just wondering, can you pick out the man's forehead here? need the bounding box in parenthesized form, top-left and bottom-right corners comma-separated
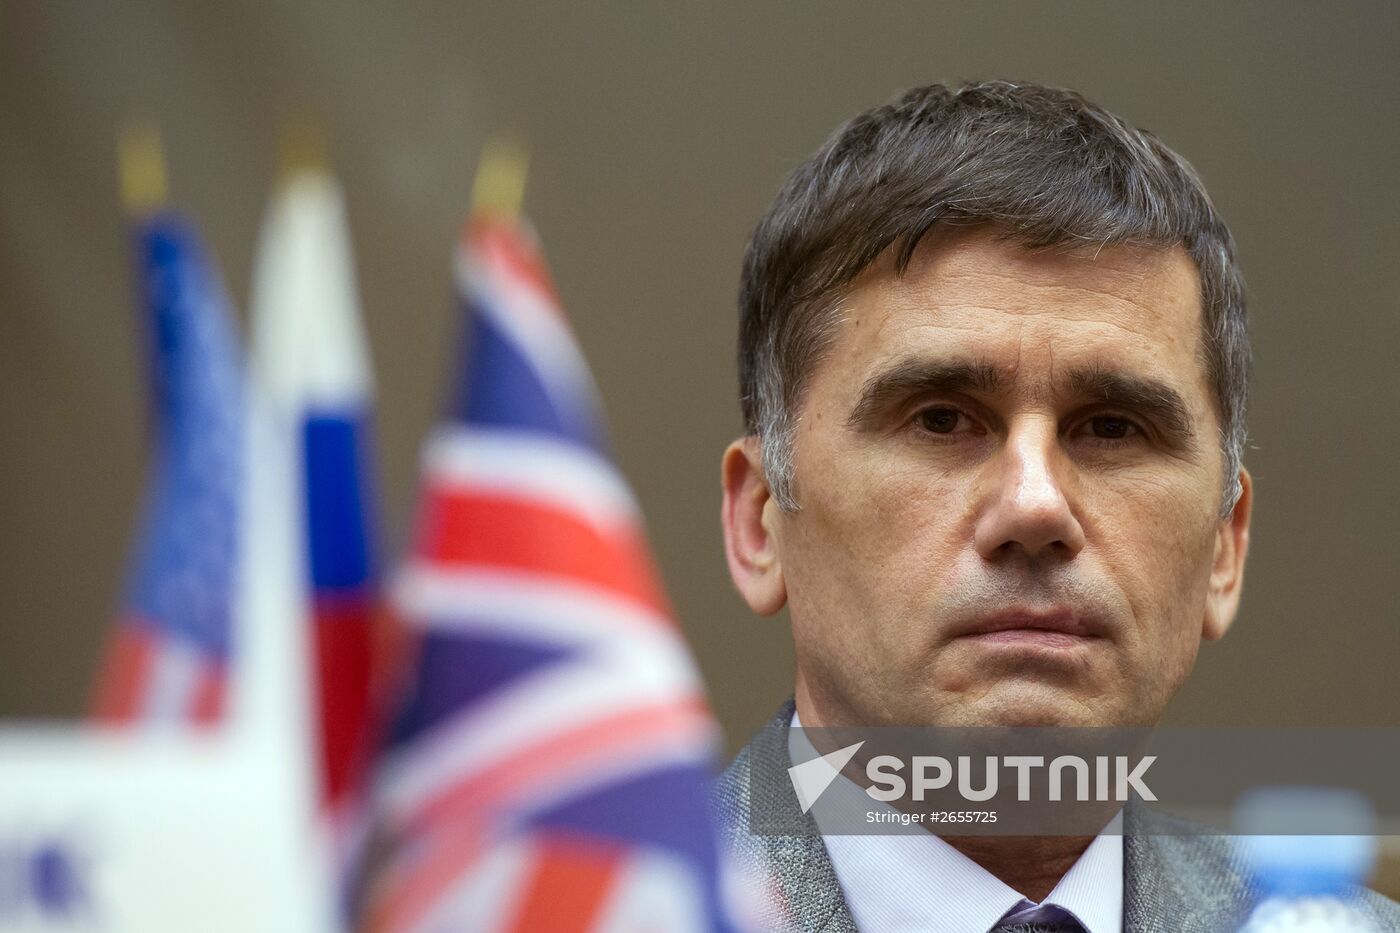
(835, 227, 1209, 394)
(852, 227, 1202, 326)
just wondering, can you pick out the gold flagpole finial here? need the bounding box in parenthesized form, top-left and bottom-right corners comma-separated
(278, 113, 329, 178)
(118, 120, 168, 214)
(470, 132, 529, 221)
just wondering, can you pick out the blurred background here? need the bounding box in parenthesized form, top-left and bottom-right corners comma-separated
(1, 1, 1396, 754)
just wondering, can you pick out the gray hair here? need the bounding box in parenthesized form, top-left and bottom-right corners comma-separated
(738, 81, 1249, 518)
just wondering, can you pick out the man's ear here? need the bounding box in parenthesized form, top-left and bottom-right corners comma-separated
(1203, 467, 1253, 641)
(721, 437, 787, 616)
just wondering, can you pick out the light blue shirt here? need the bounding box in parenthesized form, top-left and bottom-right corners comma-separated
(790, 710, 1123, 933)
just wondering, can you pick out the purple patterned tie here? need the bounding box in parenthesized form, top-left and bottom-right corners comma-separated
(990, 901, 1088, 933)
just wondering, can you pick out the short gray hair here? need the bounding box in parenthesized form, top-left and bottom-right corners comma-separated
(737, 81, 1249, 518)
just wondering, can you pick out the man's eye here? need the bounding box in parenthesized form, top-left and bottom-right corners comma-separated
(918, 407, 966, 434)
(1085, 415, 1140, 441)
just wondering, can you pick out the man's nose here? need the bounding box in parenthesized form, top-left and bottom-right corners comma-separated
(973, 421, 1086, 561)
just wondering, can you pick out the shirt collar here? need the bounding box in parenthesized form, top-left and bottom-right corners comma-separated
(789, 709, 1122, 933)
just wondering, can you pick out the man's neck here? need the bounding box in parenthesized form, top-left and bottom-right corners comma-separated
(941, 834, 1095, 903)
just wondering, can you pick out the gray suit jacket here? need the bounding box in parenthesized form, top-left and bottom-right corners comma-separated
(711, 701, 1400, 933)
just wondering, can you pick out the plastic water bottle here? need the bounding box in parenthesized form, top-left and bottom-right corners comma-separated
(1236, 788, 1380, 932)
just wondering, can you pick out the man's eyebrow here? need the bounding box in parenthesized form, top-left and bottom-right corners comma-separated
(1067, 365, 1198, 448)
(847, 358, 1007, 428)
(846, 358, 1200, 449)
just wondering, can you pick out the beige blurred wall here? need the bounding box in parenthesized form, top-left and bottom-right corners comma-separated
(1, 0, 1397, 757)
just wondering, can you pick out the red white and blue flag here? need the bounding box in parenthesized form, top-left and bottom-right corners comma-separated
(362, 216, 741, 932)
(93, 212, 243, 727)
(251, 166, 380, 818)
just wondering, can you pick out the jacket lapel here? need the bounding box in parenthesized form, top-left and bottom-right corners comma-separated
(1121, 801, 1256, 932)
(713, 699, 858, 932)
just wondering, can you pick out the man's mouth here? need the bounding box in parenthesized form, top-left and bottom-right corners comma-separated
(952, 608, 1106, 650)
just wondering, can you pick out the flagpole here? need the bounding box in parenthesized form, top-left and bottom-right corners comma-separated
(469, 132, 529, 221)
(118, 120, 168, 215)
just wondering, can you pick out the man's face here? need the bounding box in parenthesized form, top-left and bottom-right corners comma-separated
(760, 227, 1247, 728)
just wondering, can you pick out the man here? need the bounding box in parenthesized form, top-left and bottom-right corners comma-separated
(711, 81, 1399, 932)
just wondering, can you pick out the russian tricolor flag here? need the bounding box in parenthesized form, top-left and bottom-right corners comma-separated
(250, 164, 380, 822)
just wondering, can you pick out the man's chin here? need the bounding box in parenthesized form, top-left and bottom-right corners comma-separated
(914, 683, 1119, 728)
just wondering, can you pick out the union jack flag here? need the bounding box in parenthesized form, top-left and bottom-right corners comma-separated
(92, 212, 243, 727)
(360, 215, 741, 932)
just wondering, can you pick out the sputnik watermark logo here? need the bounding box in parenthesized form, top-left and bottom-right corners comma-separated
(788, 744, 1158, 814)
(787, 741, 864, 814)
(864, 754, 1158, 803)
(759, 725, 1400, 836)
